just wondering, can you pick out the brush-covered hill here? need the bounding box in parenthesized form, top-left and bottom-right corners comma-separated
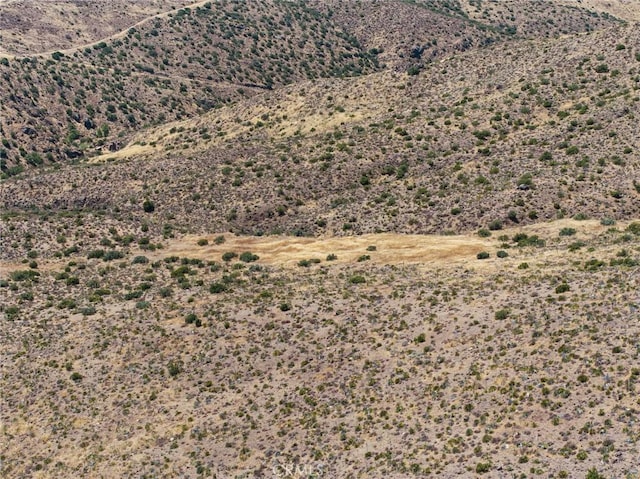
(0, 0, 191, 56)
(0, 0, 626, 176)
(2, 22, 639, 262)
(3, 2, 640, 479)
(0, 0, 380, 174)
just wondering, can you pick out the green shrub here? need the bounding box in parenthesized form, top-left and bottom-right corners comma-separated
(197, 238, 209, 246)
(239, 251, 259, 263)
(495, 309, 509, 320)
(87, 249, 105, 259)
(559, 227, 576, 236)
(10, 270, 40, 281)
(279, 303, 291, 312)
(496, 250, 508, 258)
(477, 229, 491, 237)
(132, 255, 149, 264)
(326, 254, 338, 261)
(209, 282, 227, 293)
(477, 251, 490, 259)
(142, 199, 155, 213)
(626, 222, 640, 235)
(103, 250, 124, 261)
(124, 290, 143, 300)
(475, 462, 491, 473)
(555, 283, 570, 294)
(349, 275, 366, 284)
(488, 220, 502, 231)
(222, 252, 237, 262)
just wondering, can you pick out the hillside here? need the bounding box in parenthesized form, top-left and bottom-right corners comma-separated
(0, 0, 379, 173)
(2, 1, 640, 479)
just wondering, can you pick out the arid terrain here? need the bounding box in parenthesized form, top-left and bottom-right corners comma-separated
(2, 1, 640, 478)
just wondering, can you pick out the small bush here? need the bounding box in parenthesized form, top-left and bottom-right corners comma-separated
(477, 229, 491, 237)
(279, 303, 291, 312)
(326, 254, 338, 261)
(103, 250, 124, 261)
(197, 238, 209, 246)
(222, 252, 237, 262)
(495, 309, 510, 320)
(132, 255, 149, 264)
(477, 251, 490, 259)
(559, 227, 576, 237)
(239, 251, 259, 263)
(209, 282, 227, 293)
(349, 275, 366, 284)
(10, 270, 40, 281)
(142, 199, 155, 213)
(87, 249, 105, 259)
(496, 250, 508, 258)
(488, 220, 502, 231)
(555, 283, 570, 294)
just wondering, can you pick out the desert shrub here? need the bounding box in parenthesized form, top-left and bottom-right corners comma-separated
(10, 270, 40, 281)
(475, 462, 491, 473)
(142, 199, 155, 213)
(222, 252, 237, 262)
(87, 249, 105, 259)
(600, 217, 615, 226)
(477, 251, 490, 259)
(488, 220, 502, 231)
(167, 359, 183, 378)
(197, 238, 209, 246)
(124, 290, 143, 300)
(279, 303, 291, 312)
(477, 229, 491, 237)
(556, 283, 570, 294)
(495, 309, 509, 320)
(159, 287, 173, 298)
(132, 255, 149, 264)
(568, 241, 586, 252)
(185, 313, 197, 325)
(103, 250, 124, 261)
(349, 275, 366, 284)
(70, 372, 83, 382)
(586, 468, 604, 479)
(209, 282, 227, 293)
(626, 222, 640, 235)
(357, 255, 370, 262)
(559, 227, 576, 237)
(496, 250, 508, 258)
(326, 254, 338, 261)
(239, 251, 259, 262)
(80, 306, 96, 316)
